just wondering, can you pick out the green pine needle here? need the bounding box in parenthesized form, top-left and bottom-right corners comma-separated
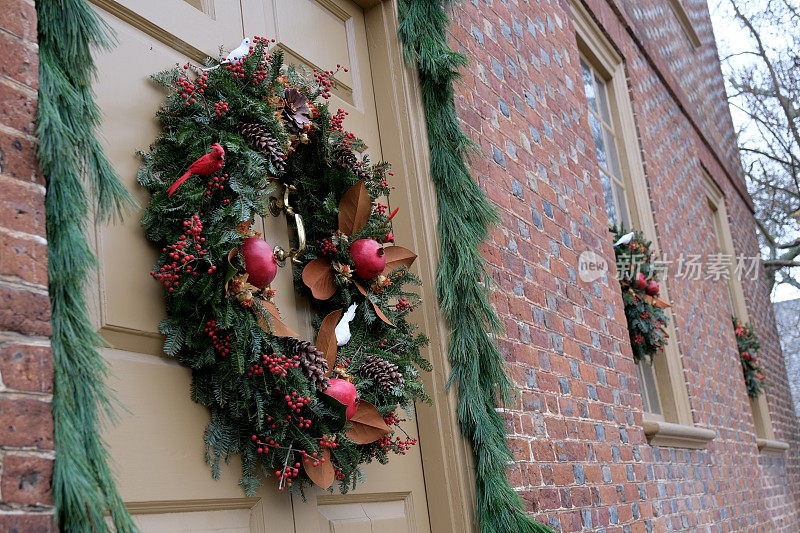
(398, 1, 553, 532)
(37, 0, 137, 530)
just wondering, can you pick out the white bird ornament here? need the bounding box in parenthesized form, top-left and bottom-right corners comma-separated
(202, 38, 252, 71)
(335, 303, 358, 347)
(614, 232, 635, 247)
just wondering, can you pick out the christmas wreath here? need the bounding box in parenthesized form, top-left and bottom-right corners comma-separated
(138, 37, 430, 495)
(611, 227, 670, 362)
(733, 318, 765, 397)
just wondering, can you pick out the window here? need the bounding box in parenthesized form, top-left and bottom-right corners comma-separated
(573, 0, 714, 448)
(702, 173, 787, 454)
(580, 58, 631, 229)
(667, 0, 702, 49)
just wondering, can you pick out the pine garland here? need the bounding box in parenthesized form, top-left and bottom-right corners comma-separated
(35, 0, 137, 530)
(398, 2, 552, 532)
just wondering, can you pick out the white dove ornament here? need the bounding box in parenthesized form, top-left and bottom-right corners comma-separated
(203, 38, 253, 71)
(614, 232, 635, 247)
(335, 303, 358, 347)
(224, 38, 252, 63)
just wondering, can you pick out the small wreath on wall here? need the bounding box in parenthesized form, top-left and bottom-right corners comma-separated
(733, 318, 766, 398)
(610, 226, 671, 363)
(138, 37, 430, 495)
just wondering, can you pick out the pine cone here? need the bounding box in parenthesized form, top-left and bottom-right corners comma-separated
(359, 355, 404, 394)
(285, 338, 329, 390)
(352, 163, 372, 182)
(332, 147, 357, 169)
(237, 122, 286, 175)
(283, 87, 312, 133)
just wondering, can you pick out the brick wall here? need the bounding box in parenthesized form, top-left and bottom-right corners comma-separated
(0, 1, 56, 530)
(449, 0, 800, 530)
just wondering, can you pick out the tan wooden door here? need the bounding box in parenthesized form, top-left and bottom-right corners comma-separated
(88, 1, 431, 531)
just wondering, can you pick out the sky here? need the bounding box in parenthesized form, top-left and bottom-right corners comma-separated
(708, 0, 800, 303)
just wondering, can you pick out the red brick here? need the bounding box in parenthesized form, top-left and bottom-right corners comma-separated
(0, 0, 37, 41)
(1, 455, 53, 505)
(0, 513, 56, 533)
(0, 232, 48, 285)
(0, 131, 42, 184)
(0, 32, 38, 89)
(0, 344, 53, 393)
(0, 178, 45, 235)
(0, 285, 51, 337)
(0, 398, 53, 449)
(0, 82, 36, 135)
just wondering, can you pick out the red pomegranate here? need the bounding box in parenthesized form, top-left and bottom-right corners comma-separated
(241, 237, 278, 288)
(349, 239, 386, 280)
(323, 378, 359, 420)
(645, 280, 660, 296)
(633, 272, 647, 290)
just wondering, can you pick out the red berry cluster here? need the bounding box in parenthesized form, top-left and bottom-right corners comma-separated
(378, 337, 389, 348)
(150, 215, 215, 291)
(331, 108, 348, 132)
(284, 391, 311, 414)
(319, 435, 339, 449)
(177, 68, 209, 106)
(204, 319, 231, 356)
(262, 352, 300, 377)
(373, 202, 387, 215)
(313, 65, 348, 99)
(225, 58, 247, 78)
(378, 434, 418, 455)
(318, 238, 337, 255)
(383, 232, 395, 244)
(383, 411, 402, 426)
(214, 101, 229, 116)
(250, 434, 280, 454)
(205, 174, 228, 195)
(301, 449, 326, 467)
(276, 465, 300, 490)
(395, 298, 413, 312)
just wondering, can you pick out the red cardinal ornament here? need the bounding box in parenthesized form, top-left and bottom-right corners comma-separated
(167, 143, 225, 196)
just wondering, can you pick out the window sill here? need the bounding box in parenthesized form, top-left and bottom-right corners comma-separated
(643, 419, 715, 449)
(757, 438, 789, 455)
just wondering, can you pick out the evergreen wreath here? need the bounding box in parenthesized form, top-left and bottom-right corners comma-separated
(733, 317, 766, 398)
(611, 227, 670, 362)
(139, 38, 430, 495)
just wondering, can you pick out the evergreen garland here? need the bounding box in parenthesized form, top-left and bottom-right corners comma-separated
(139, 40, 430, 495)
(35, 0, 137, 530)
(733, 318, 766, 398)
(398, 2, 552, 532)
(611, 227, 670, 363)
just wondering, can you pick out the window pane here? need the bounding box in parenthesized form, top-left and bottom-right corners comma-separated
(599, 170, 618, 224)
(614, 181, 631, 229)
(589, 113, 607, 169)
(637, 360, 662, 415)
(581, 59, 597, 112)
(605, 128, 622, 178)
(595, 74, 611, 123)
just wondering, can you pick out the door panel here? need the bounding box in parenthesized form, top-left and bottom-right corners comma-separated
(91, 0, 431, 531)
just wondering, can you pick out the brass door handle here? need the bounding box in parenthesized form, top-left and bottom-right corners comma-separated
(270, 185, 306, 265)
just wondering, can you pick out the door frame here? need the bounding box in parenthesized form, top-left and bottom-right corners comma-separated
(361, 2, 477, 531)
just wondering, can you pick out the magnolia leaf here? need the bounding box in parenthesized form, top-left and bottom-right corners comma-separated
(318, 392, 348, 431)
(317, 309, 343, 376)
(346, 401, 393, 444)
(224, 248, 238, 292)
(302, 258, 336, 300)
(354, 281, 394, 327)
(381, 246, 417, 276)
(257, 299, 297, 337)
(338, 180, 371, 235)
(302, 448, 334, 489)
